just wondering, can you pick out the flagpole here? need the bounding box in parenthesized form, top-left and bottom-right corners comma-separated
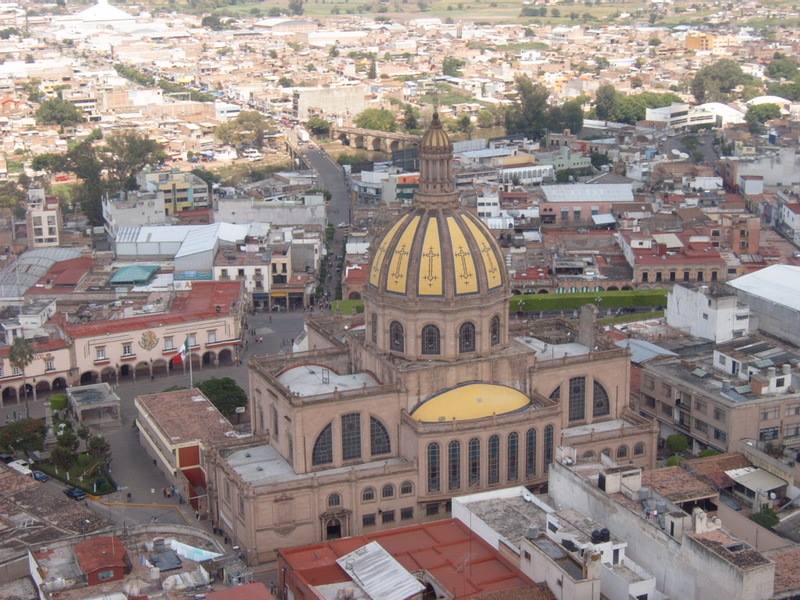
(189, 342, 193, 389)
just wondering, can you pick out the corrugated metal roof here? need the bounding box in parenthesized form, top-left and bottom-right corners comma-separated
(725, 467, 786, 492)
(541, 183, 634, 203)
(615, 339, 677, 365)
(336, 542, 424, 600)
(728, 265, 800, 313)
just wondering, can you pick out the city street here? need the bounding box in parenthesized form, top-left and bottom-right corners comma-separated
(299, 143, 351, 300)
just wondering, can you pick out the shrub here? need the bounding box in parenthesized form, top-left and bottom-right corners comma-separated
(666, 434, 689, 454)
(666, 454, 683, 467)
(751, 505, 779, 529)
(50, 393, 68, 411)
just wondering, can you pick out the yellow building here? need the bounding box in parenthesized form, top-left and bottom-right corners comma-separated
(135, 168, 211, 215)
(686, 33, 716, 51)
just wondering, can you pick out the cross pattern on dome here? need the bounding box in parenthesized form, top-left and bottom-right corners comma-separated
(480, 242, 498, 274)
(422, 246, 439, 286)
(391, 246, 410, 282)
(454, 246, 473, 283)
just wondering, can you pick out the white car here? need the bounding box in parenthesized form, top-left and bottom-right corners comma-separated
(8, 459, 32, 476)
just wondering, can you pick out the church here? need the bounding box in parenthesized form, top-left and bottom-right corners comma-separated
(205, 115, 657, 565)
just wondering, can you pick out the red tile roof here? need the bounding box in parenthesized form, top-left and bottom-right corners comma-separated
(0, 337, 69, 359)
(61, 281, 242, 338)
(27, 257, 93, 295)
(74, 536, 127, 575)
(280, 519, 551, 600)
(513, 266, 549, 281)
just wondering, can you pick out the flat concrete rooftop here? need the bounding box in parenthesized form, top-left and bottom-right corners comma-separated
(277, 365, 378, 397)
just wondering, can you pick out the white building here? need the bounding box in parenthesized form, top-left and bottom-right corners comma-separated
(102, 190, 166, 238)
(666, 283, 750, 343)
(215, 194, 327, 228)
(498, 164, 554, 185)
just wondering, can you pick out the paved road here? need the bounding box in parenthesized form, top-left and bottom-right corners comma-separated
(299, 144, 351, 300)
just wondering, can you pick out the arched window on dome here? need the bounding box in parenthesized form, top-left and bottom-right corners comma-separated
(422, 325, 440, 355)
(459, 322, 476, 353)
(370, 417, 391, 456)
(491, 315, 501, 346)
(593, 381, 610, 417)
(427, 442, 440, 493)
(389, 321, 404, 352)
(312, 423, 333, 466)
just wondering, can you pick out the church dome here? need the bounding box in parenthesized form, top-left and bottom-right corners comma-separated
(363, 113, 510, 361)
(411, 384, 530, 422)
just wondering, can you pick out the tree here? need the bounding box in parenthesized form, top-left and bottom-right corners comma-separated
(504, 75, 551, 139)
(35, 98, 84, 127)
(191, 167, 220, 188)
(666, 434, 689, 454)
(288, 0, 304, 15)
(0, 419, 45, 453)
(215, 110, 272, 149)
(9, 337, 35, 419)
(477, 109, 495, 129)
(368, 59, 377, 80)
(691, 59, 748, 103)
(87, 435, 112, 470)
(745, 103, 781, 133)
(560, 98, 584, 134)
(666, 454, 683, 467)
(50, 445, 74, 473)
(456, 114, 473, 138)
(442, 56, 465, 77)
(307, 115, 331, 136)
(403, 104, 419, 131)
(197, 377, 247, 418)
(278, 76, 294, 88)
(594, 84, 617, 121)
(100, 132, 165, 191)
(201, 14, 224, 30)
(751, 505, 779, 529)
(766, 53, 798, 80)
(0, 180, 25, 209)
(57, 428, 79, 453)
(354, 108, 396, 132)
(698, 449, 719, 457)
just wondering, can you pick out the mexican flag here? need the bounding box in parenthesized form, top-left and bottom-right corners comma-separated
(174, 337, 190, 365)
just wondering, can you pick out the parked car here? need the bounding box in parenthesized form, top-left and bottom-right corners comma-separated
(32, 470, 49, 482)
(63, 487, 87, 501)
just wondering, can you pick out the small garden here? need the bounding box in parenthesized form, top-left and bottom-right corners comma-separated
(35, 421, 115, 495)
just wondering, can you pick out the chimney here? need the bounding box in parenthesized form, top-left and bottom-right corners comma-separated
(783, 364, 791, 375)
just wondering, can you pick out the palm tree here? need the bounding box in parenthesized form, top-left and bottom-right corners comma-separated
(9, 337, 35, 419)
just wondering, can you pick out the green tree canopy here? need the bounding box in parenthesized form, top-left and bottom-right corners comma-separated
(766, 52, 798, 80)
(768, 79, 800, 101)
(666, 434, 689, 454)
(87, 435, 112, 471)
(288, 0, 304, 15)
(691, 59, 749, 103)
(442, 56, 466, 77)
(403, 104, 419, 131)
(504, 75, 551, 139)
(99, 132, 165, 191)
(307, 115, 331, 136)
(745, 103, 781, 133)
(354, 108, 397, 132)
(0, 419, 45, 453)
(35, 98, 84, 127)
(595, 83, 617, 121)
(197, 377, 247, 418)
(215, 110, 272, 149)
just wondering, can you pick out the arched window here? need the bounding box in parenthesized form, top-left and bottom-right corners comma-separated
(362, 487, 375, 502)
(543, 425, 554, 472)
(593, 381, 610, 417)
(389, 321, 404, 352)
(382, 484, 395, 498)
(468, 438, 480, 487)
(488, 435, 500, 485)
(491, 315, 501, 346)
(427, 443, 440, 493)
(421, 325, 440, 355)
(400, 481, 413, 495)
(371, 313, 377, 344)
(634, 442, 645, 456)
(617, 445, 629, 459)
(458, 322, 476, 353)
(448, 440, 461, 490)
(341, 413, 361, 461)
(312, 423, 333, 466)
(601, 448, 611, 457)
(328, 493, 341, 508)
(507, 432, 519, 482)
(369, 417, 391, 456)
(525, 428, 537, 478)
(549, 386, 561, 401)
(582, 450, 595, 460)
(569, 377, 586, 422)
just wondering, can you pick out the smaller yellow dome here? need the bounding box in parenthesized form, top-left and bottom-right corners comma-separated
(411, 384, 530, 422)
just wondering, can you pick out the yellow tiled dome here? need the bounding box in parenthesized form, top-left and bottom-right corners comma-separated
(368, 207, 505, 298)
(420, 112, 452, 152)
(411, 383, 530, 422)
